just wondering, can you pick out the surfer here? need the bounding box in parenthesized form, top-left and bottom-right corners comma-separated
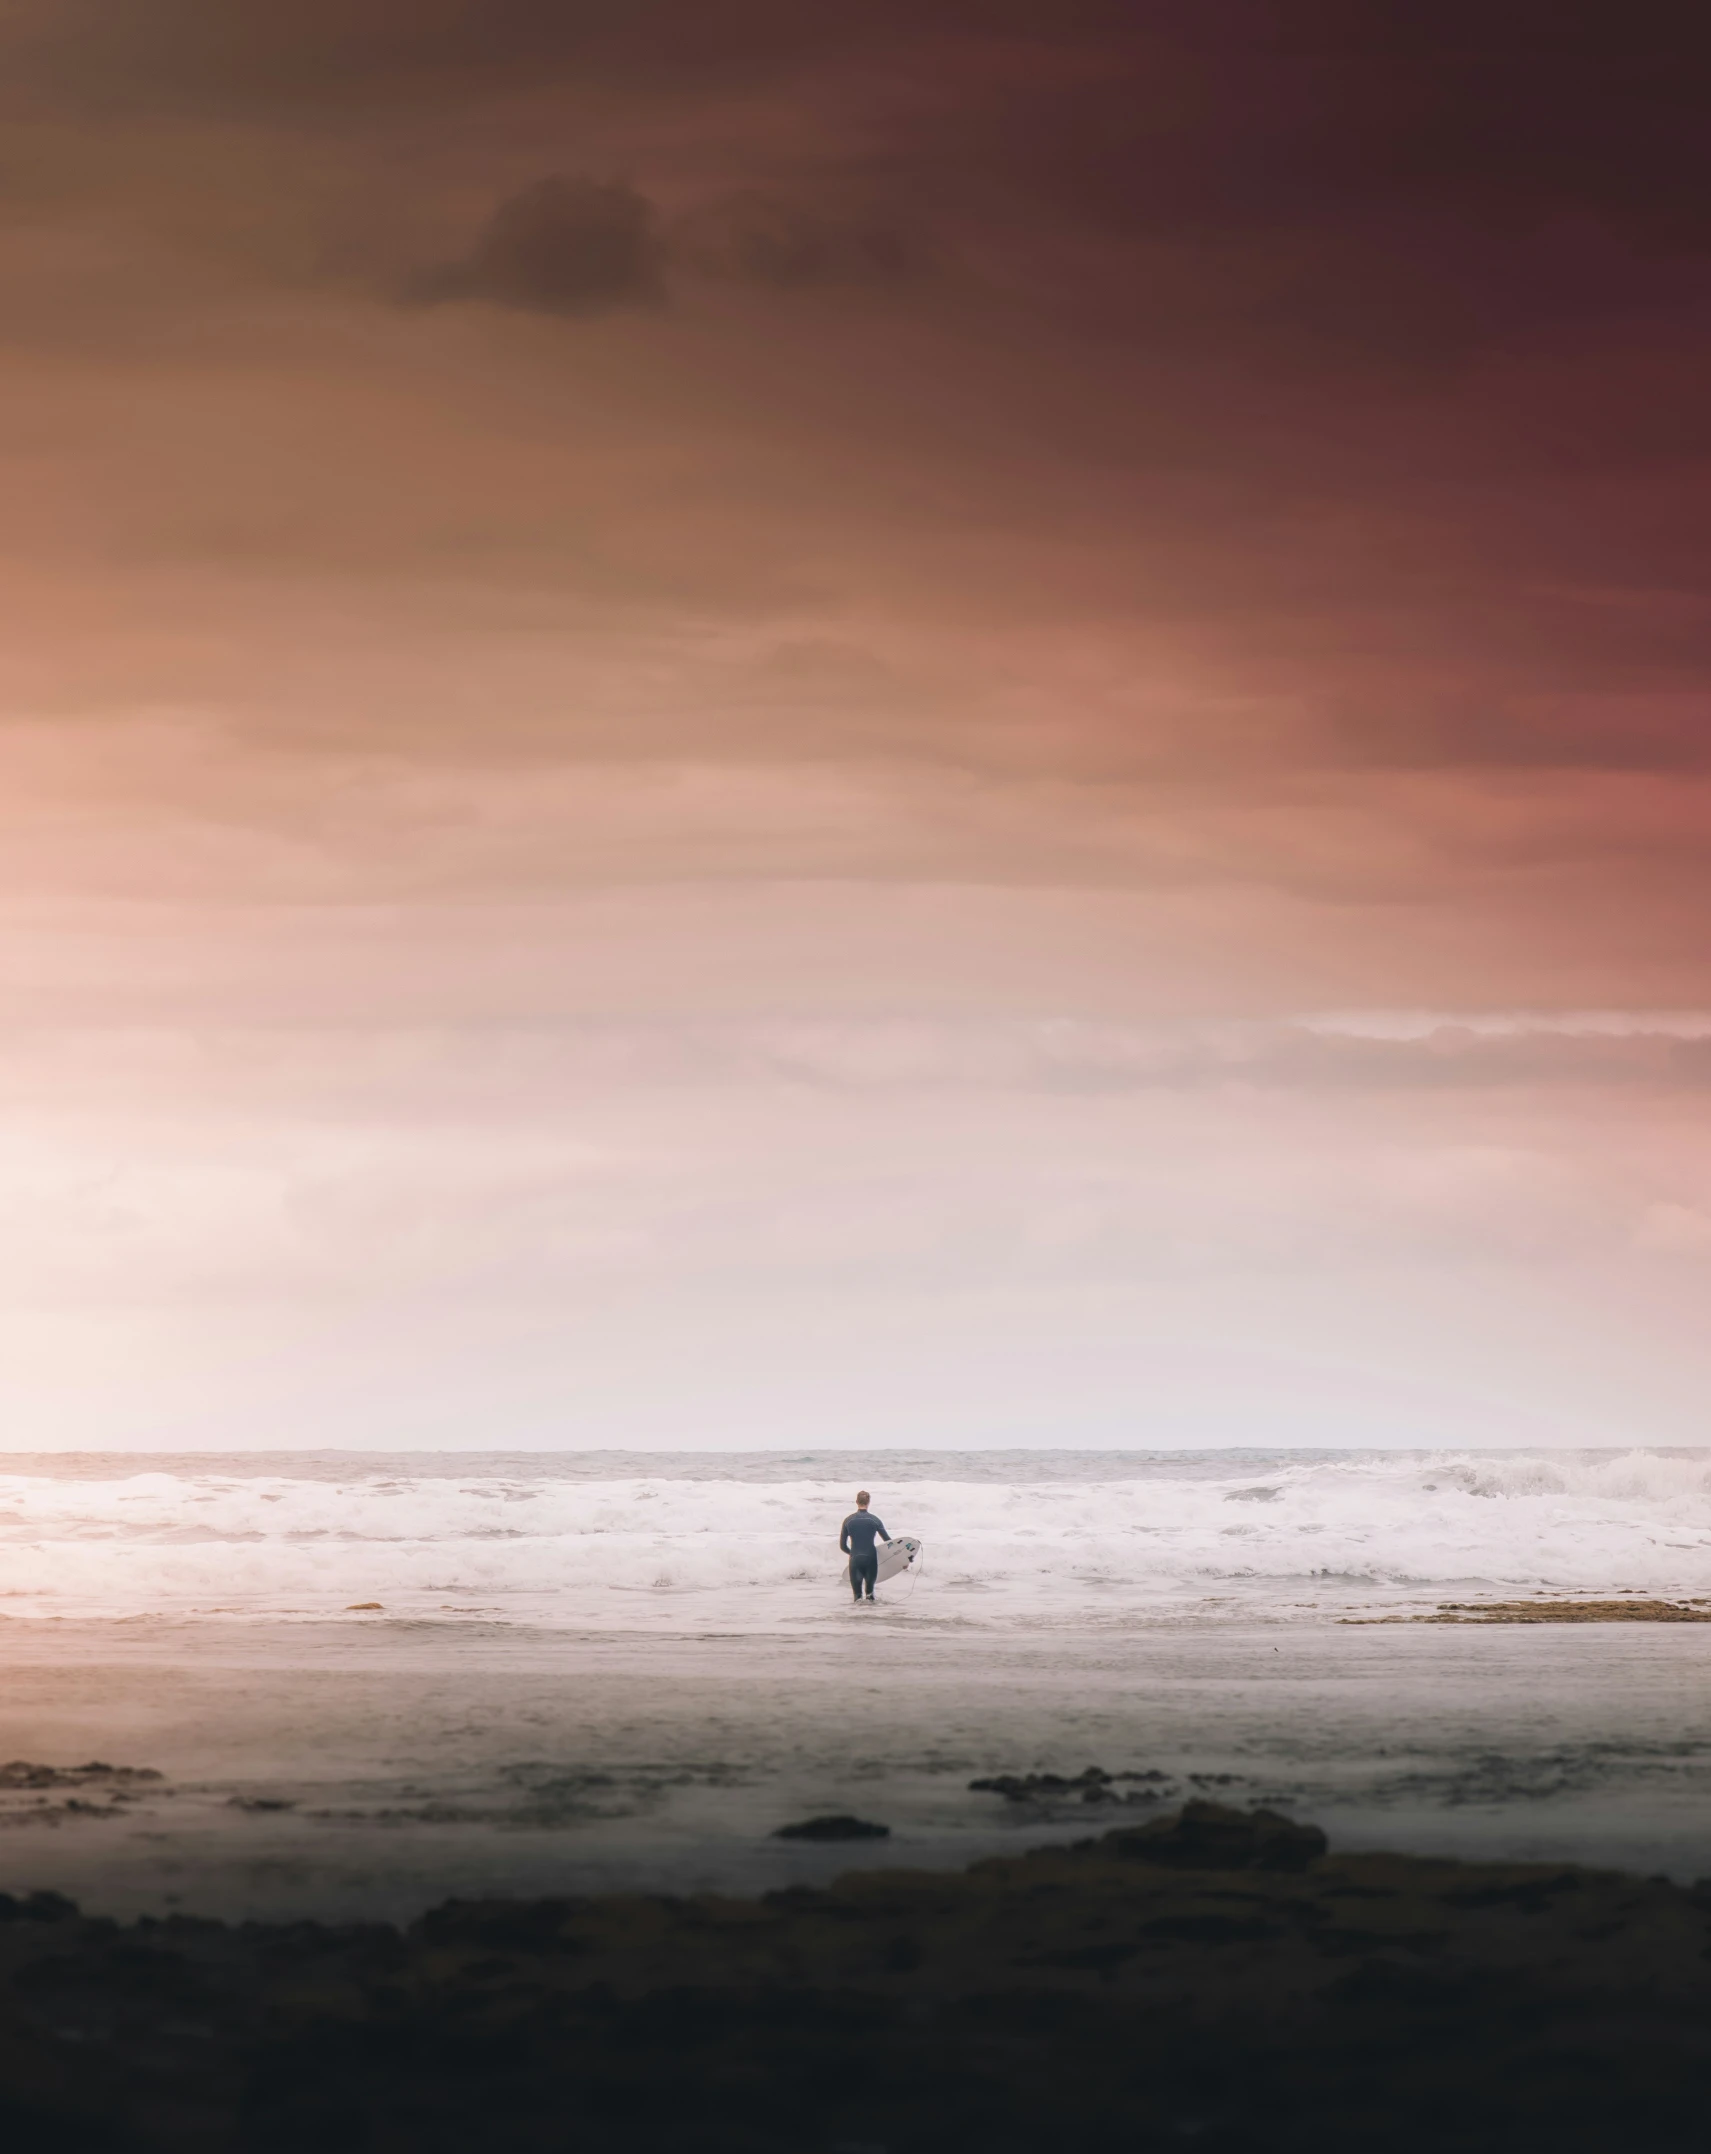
(840, 1492, 891, 1604)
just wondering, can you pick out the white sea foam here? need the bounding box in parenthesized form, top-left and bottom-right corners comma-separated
(2, 1449, 1709, 1625)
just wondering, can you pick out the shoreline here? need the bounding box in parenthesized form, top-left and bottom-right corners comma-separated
(3, 1801, 1708, 2150)
(7, 1587, 1711, 1632)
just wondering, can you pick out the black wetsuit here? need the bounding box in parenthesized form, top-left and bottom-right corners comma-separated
(840, 1510, 890, 1600)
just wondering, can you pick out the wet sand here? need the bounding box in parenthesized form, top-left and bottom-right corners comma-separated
(2, 1615, 1710, 1922)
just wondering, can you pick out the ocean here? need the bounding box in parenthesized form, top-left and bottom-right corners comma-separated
(2, 1448, 1709, 1922)
(6, 1446, 1711, 1624)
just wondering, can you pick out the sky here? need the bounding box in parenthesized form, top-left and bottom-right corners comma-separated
(2, 2, 1709, 1450)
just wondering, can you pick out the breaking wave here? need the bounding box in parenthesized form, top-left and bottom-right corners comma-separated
(1, 1448, 1708, 1625)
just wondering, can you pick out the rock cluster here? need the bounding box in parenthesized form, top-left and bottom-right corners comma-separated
(2, 1802, 1710, 2150)
(771, 1814, 891, 1840)
(0, 1761, 167, 1832)
(968, 1764, 1167, 1804)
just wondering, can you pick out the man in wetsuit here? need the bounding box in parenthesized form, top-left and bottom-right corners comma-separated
(840, 1491, 891, 1603)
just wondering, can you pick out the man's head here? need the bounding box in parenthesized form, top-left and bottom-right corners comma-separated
(855, 1491, 870, 1508)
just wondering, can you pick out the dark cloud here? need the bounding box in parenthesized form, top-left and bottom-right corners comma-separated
(21, 0, 1703, 267)
(13, 4, 1710, 358)
(408, 178, 917, 319)
(670, 194, 916, 290)
(409, 174, 664, 317)
(4, 0, 1710, 791)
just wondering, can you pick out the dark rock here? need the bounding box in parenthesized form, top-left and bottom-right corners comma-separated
(970, 1767, 1176, 1807)
(414, 1898, 588, 1949)
(773, 1815, 891, 1841)
(1420, 1598, 1711, 1624)
(0, 1889, 79, 1922)
(0, 1812, 1709, 2151)
(969, 1767, 1117, 1803)
(1444, 1871, 1580, 1911)
(1102, 1799, 1328, 1872)
(0, 1760, 163, 1790)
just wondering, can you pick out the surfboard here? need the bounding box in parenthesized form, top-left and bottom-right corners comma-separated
(875, 1535, 922, 1585)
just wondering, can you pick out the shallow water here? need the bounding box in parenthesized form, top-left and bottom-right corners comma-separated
(2, 1450, 1709, 1921)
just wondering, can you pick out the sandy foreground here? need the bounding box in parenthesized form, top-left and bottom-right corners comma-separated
(3, 1800, 1709, 2151)
(3, 1614, 1711, 1922)
(2, 1615, 1708, 2147)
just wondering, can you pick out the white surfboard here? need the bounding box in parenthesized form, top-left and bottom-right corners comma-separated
(875, 1535, 923, 1585)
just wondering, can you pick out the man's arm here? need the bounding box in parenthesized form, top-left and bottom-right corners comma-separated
(839, 1519, 852, 1553)
(874, 1517, 891, 1542)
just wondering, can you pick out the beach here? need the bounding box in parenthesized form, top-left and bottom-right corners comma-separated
(5, 1454, 1711, 2146)
(3, 1450, 1711, 1922)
